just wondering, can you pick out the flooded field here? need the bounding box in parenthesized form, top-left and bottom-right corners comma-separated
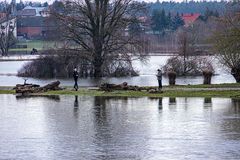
(1, 95, 240, 159)
(0, 56, 235, 86)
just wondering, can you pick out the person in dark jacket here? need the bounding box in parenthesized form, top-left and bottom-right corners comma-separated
(73, 67, 79, 91)
(30, 48, 38, 55)
(156, 69, 162, 90)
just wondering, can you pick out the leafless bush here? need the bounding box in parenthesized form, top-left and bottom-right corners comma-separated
(18, 49, 139, 78)
(106, 61, 139, 77)
(163, 56, 214, 76)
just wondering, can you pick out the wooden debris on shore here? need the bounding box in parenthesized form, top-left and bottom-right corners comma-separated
(14, 81, 62, 94)
(100, 82, 162, 93)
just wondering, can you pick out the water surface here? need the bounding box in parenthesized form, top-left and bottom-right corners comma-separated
(1, 95, 240, 159)
(0, 56, 235, 86)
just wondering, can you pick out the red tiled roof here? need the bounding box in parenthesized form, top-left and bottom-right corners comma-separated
(181, 13, 200, 27)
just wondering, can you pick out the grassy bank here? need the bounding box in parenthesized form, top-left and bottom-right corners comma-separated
(167, 83, 240, 88)
(9, 40, 55, 52)
(44, 89, 240, 98)
(0, 90, 15, 94)
(1, 83, 240, 98)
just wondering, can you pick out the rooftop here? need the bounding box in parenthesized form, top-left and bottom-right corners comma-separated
(181, 13, 201, 27)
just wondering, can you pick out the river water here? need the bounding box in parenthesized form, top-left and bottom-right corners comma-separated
(0, 56, 235, 86)
(1, 95, 240, 159)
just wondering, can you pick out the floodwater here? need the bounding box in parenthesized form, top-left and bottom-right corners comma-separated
(1, 95, 240, 159)
(0, 56, 235, 86)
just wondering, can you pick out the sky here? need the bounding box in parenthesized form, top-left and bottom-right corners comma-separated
(10, 0, 227, 4)
(11, 0, 188, 3)
(7, 0, 54, 3)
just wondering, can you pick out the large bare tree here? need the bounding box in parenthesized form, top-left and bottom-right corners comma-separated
(51, 0, 147, 77)
(212, 6, 240, 82)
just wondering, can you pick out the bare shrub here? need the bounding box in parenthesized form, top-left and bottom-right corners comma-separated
(163, 56, 214, 76)
(211, 6, 240, 82)
(18, 49, 139, 78)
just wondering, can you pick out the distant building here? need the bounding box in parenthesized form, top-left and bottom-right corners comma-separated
(17, 16, 54, 39)
(16, 6, 51, 39)
(17, 6, 49, 17)
(17, 9, 36, 17)
(181, 13, 200, 27)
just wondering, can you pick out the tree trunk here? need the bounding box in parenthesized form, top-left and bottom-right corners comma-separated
(94, 63, 103, 77)
(93, 54, 103, 77)
(231, 68, 240, 83)
(1, 48, 7, 56)
(167, 71, 176, 85)
(203, 70, 213, 85)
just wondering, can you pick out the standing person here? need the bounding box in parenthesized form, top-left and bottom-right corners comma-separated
(73, 67, 79, 91)
(156, 69, 162, 90)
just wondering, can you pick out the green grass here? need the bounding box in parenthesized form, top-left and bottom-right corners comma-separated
(164, 83, 240, 89)
(0, 90, 15, 94)
(43, 89, 240, 98)
(9, 40, 56, 52)
(1, 83, 240, 98)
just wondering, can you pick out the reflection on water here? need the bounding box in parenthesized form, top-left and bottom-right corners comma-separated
(204, 97, 212, 108)
(169, 97, 176, 103)
(1, 95, 240, 159)
(232, 99, 240, 113)
(204, 97, 212, 104)
(73, 96, 79, 119)
(158, 97, 163, 110)
(16, 95, 61, 101)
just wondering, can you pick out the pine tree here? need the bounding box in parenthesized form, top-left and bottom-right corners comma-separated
(43, 2, 48, 7)
(170, 13, 184, 30)
(151, 9, 168, 34)
(166, 12, 172, 29)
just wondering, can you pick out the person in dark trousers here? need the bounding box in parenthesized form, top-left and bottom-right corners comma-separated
(73, 67, 79, 91)
(156, 69, 162, 90)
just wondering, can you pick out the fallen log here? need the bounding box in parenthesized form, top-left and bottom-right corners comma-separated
(99, 82, 157, 92)
(40, 81, 61, 92)
(15, 81, 62, 94)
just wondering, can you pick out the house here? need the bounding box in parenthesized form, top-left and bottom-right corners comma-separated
(17, 16, 53, 39)
(17, 17, 43, 38)
(181, 13, 200, 27)
(17, 9, 36, 17)
(17, 6, 52, 39)
(17, 6, 49, 17)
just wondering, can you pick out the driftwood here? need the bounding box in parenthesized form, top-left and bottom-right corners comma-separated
(100, 82, 158, 92)
(15, 81, 62, 94)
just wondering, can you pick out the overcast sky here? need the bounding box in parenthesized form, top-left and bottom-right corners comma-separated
(11, 0, 226, 4)
(12, 0, 187, 3)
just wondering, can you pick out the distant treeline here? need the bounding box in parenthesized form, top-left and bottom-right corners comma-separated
(0, 0, 229, 15)
(148, 1, 227, 15)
